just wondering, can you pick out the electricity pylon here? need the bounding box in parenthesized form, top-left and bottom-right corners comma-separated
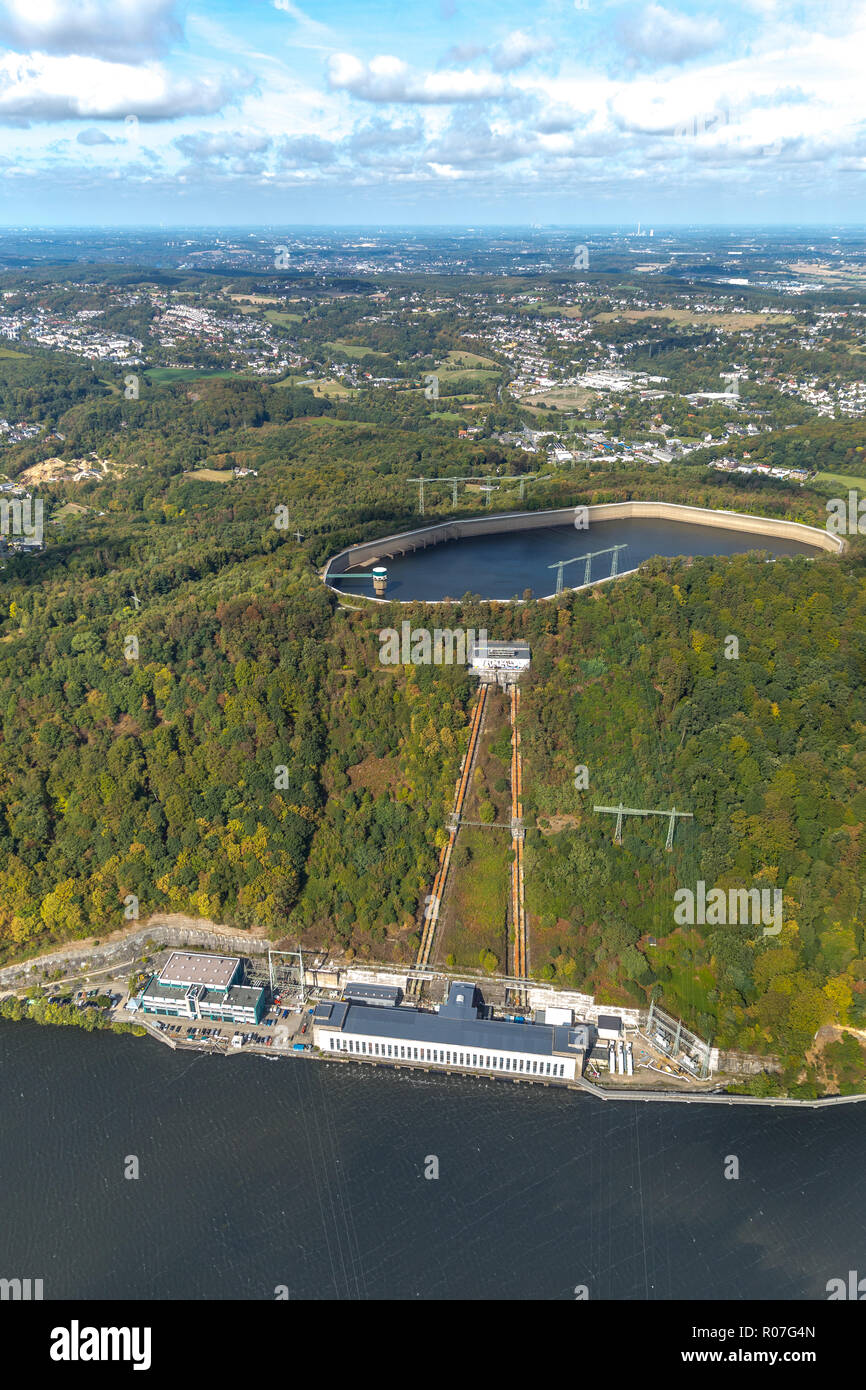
(548, 544, 628, 595)
(593, 803, 693, 849)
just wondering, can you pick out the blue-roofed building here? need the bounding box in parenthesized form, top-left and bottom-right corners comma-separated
(314, 981, 590, 1082)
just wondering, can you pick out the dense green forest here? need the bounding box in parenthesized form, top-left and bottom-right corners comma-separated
(0, 322, 865, 1092)
(518, 552, 866, 1085)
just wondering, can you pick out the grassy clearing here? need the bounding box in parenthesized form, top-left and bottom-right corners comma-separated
(435, 366, 501, 385)
(647, 930, 716, 1019)
(437, 692, 514, 972)
(518, 385, 596, 411)
(184, 468, 234, 482)
(441, 349, 500, 368)
(593, 309, 793, 329)
(0, 347, 27, 359)
(437, 829, 511, 973)
(276, 375, 356, 399)
(814, 470, 866, 488)
(323, 340, 376, 358)
(144, 367, 243, 384)
(264, 310, 304, 327)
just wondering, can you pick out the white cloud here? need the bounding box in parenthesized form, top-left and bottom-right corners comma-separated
(0, 0, 182, 61)
(175, 131, 272, 161)
(76, 127, 119, 145)
(490, 30, 552, 73)
(327, 52, 510, 103)
(618, 4, 724, 67)
(272, 0, 331, 33)
(0, 53, 244, 123)
(277, 134, 338, 165)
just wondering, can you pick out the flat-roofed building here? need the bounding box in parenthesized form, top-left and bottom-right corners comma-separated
(343, 982, 402, 1008)
(159, 952, 240, 992)
(596, 1013, 624, 1041)
(469, 643, 531, 685)
(138, 951, 265, 1025)
(314, 981, 589, 1082)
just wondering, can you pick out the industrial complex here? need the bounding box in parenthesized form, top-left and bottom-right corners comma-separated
(314, 979, 591, 1081)
(119, 940, 714, 1091)
(119, 629, 715, 1094)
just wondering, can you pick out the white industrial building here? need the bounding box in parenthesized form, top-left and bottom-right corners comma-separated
(314, 981, 590, 1082)
(469, 642, 531, 685)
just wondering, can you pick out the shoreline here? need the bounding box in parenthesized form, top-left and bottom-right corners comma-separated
(3, 999, 861, 1108)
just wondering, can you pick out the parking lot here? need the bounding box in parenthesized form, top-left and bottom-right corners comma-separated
(134, 999, 317, 1055)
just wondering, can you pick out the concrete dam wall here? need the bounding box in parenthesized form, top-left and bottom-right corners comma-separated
(323, 501, 843, 602)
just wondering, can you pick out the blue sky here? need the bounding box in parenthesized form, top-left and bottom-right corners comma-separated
(0, 0, 863, 224)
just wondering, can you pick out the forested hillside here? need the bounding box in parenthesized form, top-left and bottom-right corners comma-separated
(518, 552, 866, 1086)
(0, 336, 865, 1093)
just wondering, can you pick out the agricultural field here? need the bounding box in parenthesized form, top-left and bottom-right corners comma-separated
(183, 468, 234, 482)
(276, 375, 356, 398)
(593, 309, 794, 329)
(264, 309, 304, 327)
(323, 340, 377, 358)
(517, 385, 596, 411)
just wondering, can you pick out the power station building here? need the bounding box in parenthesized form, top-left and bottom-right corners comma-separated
(138, 952, 266, 1025)
(314, 980, 590, 1082)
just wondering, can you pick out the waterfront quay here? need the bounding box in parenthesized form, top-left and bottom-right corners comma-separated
(8, 936, 865, 1106)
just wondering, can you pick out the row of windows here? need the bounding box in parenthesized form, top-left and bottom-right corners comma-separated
(142, 1005, 256, 1022)
(327, 1035, 567, 1077)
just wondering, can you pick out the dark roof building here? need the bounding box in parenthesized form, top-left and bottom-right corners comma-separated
(314, 981, 590, 1083)
(596, 1013, 624, 1039)
(343, 982, 402, 1008)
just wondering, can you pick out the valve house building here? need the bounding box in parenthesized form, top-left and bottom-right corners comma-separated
(469, 642, 531, 685)
(138, 951, 266, 1026)
(314, 980, 590, 1082)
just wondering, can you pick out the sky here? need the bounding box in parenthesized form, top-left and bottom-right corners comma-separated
(0, 0, 863, 225)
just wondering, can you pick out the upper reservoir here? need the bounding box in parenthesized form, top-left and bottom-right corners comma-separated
(326, 504, 836, 604)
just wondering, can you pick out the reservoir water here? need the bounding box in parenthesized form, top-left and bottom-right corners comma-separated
(1, 1020, 861, 1301)
(332, 518, 822, 602)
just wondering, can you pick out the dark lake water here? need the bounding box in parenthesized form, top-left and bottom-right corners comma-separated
(0, 1021, 861, 1300)
(333, 518, 821, 602)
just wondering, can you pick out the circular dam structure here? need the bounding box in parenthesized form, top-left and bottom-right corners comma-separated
(324, 502, 841, 604)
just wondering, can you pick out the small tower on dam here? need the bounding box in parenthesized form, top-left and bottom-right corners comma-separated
(372, 566, 388, 598)
(469, 641, 531, 689)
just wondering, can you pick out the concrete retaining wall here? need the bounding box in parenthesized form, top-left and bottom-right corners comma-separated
(0, 919, 270, 989)
(324, 501, 843, 603)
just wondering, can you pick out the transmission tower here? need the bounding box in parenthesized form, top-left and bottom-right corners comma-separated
(593, 803, 693, 849)
(548, 544, 628, 595)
